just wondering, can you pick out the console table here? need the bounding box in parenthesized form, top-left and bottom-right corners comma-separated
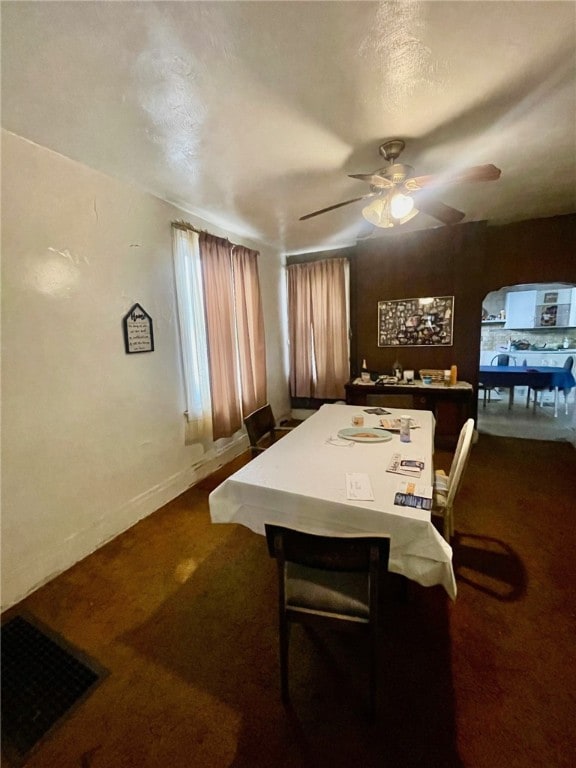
(344, 379, 474, 449)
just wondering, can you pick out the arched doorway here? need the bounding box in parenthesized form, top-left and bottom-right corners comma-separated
(478, 282, 576, 442)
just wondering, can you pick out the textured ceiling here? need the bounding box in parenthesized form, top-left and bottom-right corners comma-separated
(2, 1, 575, 254)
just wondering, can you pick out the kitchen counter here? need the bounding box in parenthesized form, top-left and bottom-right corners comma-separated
(481, 350, 575, 366)
(510, 348, 576, 354)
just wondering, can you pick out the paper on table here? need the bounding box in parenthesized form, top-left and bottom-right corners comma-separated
(386, 453, 425, 477)
(394, 480, 433, 511)
(380, 417, 418, 431)
(346, 473, 374, 501)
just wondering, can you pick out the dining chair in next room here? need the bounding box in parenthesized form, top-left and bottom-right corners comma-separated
(526, 356, 574, 415)
(481, 354, 518, 406)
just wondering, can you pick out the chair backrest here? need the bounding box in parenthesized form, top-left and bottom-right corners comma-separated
(445, 418, 475, 508)
(265, 524, 390, 574)
(563, 356, 574, 372)
(265, 523, 390, 716)
(366, 394, 414, 409)
(243, 404, 276, 449)
(491, 354, 516, 366)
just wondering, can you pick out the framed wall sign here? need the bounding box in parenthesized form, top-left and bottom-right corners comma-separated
(123, 303, 154, 354)
(378, 295, 454, 347)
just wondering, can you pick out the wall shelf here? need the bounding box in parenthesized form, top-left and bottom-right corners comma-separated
(482, 320, 506, 325)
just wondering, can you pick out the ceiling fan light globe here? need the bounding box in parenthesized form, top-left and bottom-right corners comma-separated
(390, 192, 415, 220)
(362, 198, 393, 228)
(397, 206, 419, 225)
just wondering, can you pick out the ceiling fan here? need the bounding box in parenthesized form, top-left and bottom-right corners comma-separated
(299, 139, 501, 228)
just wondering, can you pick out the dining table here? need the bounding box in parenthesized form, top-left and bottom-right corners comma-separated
(209, 403, 456, 599)
(478, 365, 575, 416)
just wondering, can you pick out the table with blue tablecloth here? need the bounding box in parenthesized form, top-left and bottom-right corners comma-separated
(479, 366, 575, 416)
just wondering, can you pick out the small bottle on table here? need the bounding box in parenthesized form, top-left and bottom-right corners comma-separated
(361, 358, 370, 382)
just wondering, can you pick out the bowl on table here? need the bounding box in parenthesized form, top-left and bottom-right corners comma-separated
(421, 375, 433, 385)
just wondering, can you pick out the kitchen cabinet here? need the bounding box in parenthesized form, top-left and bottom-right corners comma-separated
(505, 288, 576, 329)
(534, 288, 574, 328)
(505, 290, 537, 329)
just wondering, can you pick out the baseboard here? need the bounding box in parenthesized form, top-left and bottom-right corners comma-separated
(1, 434, 249, 611)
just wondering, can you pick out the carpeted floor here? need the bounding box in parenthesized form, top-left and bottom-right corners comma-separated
(2, 438, 575, 768)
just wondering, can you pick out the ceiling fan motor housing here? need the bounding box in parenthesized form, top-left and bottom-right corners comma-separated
(382, 163, 414, 184)
(379, 139, 406, 162)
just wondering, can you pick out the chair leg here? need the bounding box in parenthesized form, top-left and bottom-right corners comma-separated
(368, 629, 378, 721)
(444, 508, 453, 542)
(279, 615, 290, 704)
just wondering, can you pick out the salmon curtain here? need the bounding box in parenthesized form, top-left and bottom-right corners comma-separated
(232, 245, 267, 416)
(287, 263, 314, 397)
(310, 259, 349, 399)
(287, 258, 349, 399)
(200, 233, 267, 440)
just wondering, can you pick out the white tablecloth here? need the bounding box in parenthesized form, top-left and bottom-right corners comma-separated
(209, 403, 456, 599)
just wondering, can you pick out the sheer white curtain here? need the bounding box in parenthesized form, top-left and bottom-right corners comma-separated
(172, 226, 213, 446)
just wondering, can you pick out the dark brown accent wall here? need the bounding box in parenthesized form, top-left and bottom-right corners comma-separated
(353, 221, 487, 389)
(288, 214, 576, 416)
(483, 215, 576, 291)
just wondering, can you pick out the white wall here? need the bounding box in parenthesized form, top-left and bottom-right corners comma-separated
(1, 130, 290, 609)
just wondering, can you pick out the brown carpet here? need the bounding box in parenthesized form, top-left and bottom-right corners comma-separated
(2, 438, 575, 768)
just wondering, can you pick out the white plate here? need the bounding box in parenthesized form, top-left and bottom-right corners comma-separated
(337, 427, 393, 443)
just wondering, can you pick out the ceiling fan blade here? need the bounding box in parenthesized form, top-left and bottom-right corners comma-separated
(299, 193, 378, 221)
(404, 164, 502, 191)
(348, 173, 394, 189)
(415, 196, 466, 225)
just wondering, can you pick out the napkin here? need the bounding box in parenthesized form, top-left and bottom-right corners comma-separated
(346, 473, 374, 501)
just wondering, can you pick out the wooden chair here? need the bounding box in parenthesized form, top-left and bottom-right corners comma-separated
(366, 393, 414, 409)
(433, 418, 475, 541)
(265, 524, 390, 718)
(243, 404, 294, 456)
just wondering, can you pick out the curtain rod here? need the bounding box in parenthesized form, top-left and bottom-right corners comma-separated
(172, 220, 211, 236)
(172, 220, 260, 255)
(172, 219, 233, 245)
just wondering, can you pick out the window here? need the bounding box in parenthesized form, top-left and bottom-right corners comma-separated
(172, 226, 213, 445)
(287, 258, 349, 399)
(172, 225, 267, 443)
